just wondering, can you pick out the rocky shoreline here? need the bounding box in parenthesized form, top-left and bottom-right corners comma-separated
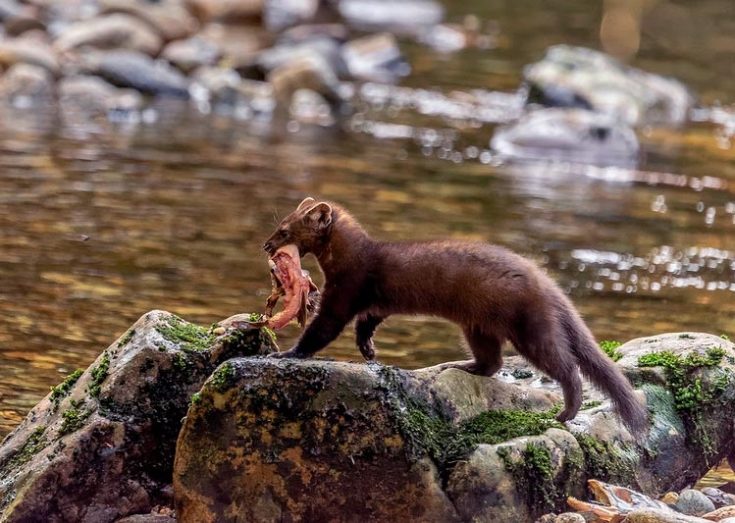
(1, 310, 734, 522)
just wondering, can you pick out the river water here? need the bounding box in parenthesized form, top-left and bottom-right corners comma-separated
(1, 1, 734, 486)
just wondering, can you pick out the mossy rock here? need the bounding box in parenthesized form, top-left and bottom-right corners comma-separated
(0, 310, 275, 523)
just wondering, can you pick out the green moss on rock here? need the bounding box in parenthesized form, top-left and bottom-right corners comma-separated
(119, 328, 136, 347)
(498, 442, 556, 511)
(1, 426, 47, 477)
(637, 347, 731, 459)
(49, 369, 83, 406)
(190, 392, 202, 406)
(447, 410, 563, 463)
(599, 340, 622, 361)
(574, 433, 637, 484)
(59, 401, 91, 435)
(157, 315, 216, 352)
(211, 362, 236, 393)
(88, 352, 111, 398)
(376, 365, 563, 471)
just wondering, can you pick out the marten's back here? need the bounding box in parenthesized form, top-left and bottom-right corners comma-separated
(364, 240, 547, 321)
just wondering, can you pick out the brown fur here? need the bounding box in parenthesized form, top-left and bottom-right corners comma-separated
(263, 198, 648, 433)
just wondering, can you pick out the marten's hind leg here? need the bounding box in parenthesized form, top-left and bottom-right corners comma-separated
(455, 326, 503, 376)
(355, 313, 384, 361)
(512, 324, 583, 422)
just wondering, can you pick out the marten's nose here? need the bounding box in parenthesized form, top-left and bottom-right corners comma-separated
(263, 241, 275, 255)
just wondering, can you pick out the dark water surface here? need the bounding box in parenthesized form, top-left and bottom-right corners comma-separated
(1, 0, 735, 445)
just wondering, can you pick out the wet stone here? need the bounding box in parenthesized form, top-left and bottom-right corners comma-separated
(490, 107, 640, 167)
(337, 0, 444, 34)
(0, 37, 59, 75)
(54, 13, 164, 56)
(701, 487, 735, 508)
(94, 50, 190, 98)
(524, 45, 694, 126)
(675, 489, 716, 516)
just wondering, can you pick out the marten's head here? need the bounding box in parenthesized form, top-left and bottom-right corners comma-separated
(263, 197, 334, 257)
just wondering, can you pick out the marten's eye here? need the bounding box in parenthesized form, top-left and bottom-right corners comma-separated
(278, 230, 288, 238)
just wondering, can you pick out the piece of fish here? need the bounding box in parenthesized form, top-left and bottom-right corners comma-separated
(263, 244, 319, 330)
(566, 479, 675, 522)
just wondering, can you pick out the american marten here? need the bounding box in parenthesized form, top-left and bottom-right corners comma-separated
(263, 197, 648, 433)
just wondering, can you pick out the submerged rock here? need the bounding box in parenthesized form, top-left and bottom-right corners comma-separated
(0, 310, 275, 523)
(174, 332, 735, 521)
(59, 75, 144, 124)
(54, 13, 164, 56)
(524, 45, 694, 126)
(491, 108, 640, 167)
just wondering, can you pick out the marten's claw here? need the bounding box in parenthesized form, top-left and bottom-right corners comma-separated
(268, 347, 309, 359)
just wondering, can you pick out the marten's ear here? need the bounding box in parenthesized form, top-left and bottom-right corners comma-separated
(296, 197, 316, 211)
(304, 202, 333, 229)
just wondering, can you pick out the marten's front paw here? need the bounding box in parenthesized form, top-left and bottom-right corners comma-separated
(358, 341, 376, 361)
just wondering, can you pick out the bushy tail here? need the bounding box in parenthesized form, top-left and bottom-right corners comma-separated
(557, 296, 649, 435)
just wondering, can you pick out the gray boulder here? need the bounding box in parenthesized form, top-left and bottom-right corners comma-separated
(174, 332, 735, 522)
(490, 107, 640, 167)
(524, 45, 694, 126)
(0, 310, 275, 523)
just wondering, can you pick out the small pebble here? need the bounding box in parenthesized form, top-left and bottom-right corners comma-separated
(701, 487, 735, 508)
(554, 513, 585, 523)
(661, 491, 679, 505)
(675, 489, 716, 516)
